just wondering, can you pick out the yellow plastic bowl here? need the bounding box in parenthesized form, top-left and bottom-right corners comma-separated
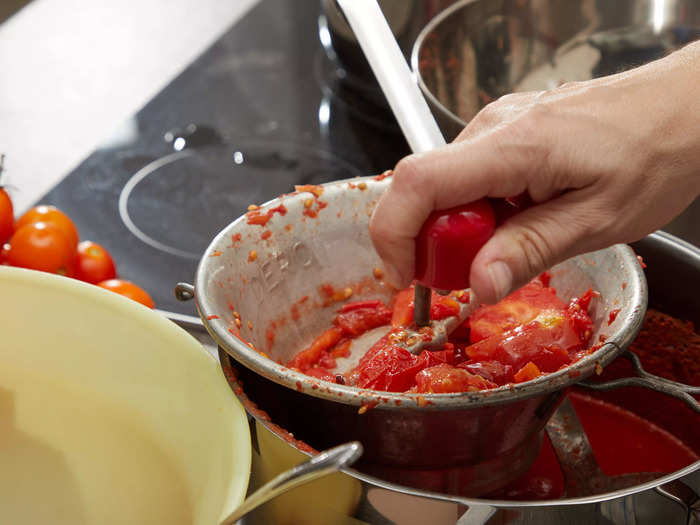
(0, 267, 251, 524)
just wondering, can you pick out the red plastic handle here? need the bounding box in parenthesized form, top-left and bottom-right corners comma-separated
(414, 199, 496, 290)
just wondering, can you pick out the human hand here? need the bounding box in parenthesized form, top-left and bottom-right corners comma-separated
(370, 41, 700, 304)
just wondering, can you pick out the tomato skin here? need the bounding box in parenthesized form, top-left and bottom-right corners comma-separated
(16, 205, 79, 250)
(415, 363, 497, 393)
(75, 241, 116, 284)
(334, 303, 392, 336)
(458, 360, 513, 384)
(288, 327, 343, 371)
(355, 343, 425, 392)
(513, 361, 542, 383)
(469, 280, 566, 343)
(4, 222, 76, 276)
(97, 279, 155, 309)
(414, 199, 495, 290)
(391, 288, 414, 328)
(0, 188, 14, 245)
(466, 312, 578, 378)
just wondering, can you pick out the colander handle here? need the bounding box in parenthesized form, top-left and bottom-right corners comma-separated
(174, 282, 195, 301)
(655, 479, 700, 525)
(578, 350, 700, 413)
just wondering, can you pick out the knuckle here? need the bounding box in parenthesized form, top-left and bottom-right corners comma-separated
(391, 155, 427, 196)
(511, 224, 555, 277)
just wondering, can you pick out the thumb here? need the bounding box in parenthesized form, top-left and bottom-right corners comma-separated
(469, 189, 612, 304)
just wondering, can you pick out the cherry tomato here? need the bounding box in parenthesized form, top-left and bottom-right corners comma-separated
(97, 279, 155, 309)
(414, 199, 496, 290)
(75, 241, 116, 284)
(0, 188, 13, 245)
(16, 205, 79, 250)
(4, 222, 76, 276)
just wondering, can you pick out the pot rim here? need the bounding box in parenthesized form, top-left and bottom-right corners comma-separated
(192, 176, 647, 411)
(410, 0, 475, 131)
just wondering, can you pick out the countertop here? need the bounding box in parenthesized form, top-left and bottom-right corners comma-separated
(0, 0, 259, 213)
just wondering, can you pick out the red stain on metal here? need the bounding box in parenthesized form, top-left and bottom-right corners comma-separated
(210, 250, 222, 257)
(358, 401, 378, 414)
(622, 281, 627, 290)
(246, 203, 288, 226)
(373, 170, 393, 181)
(608, 308, 621, 325)
(294, 184, 324, 198)
(248, 250, 258, 262)
(637, 255, 647, 269)
(295, 381, 303, 392)
(206, 315, 219, 320)
(261, 230, 272, 240)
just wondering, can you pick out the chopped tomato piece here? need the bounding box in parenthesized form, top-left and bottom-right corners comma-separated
(355, 345, 425, 392)
(416, 364, 497, 393)
(466, 312, 578, 377)
(334, 303, 392, 336)
(391, 288, 414, 328)
(287, 327, 343, 371)
(514, 362, 542, 383)
(458, 360, 513, 384)
(330, 339, 352, 358)
(565, 289, 595, 343)
(339, 300, 384, 313)
(469, 280, 566, 343)
(305, 366, 335, 382)
(419, 345, 456, 368)
(431, 296, 460, 320)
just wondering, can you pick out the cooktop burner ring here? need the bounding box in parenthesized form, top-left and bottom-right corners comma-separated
(119, 150, 200, 259)
(118, 139, 366, 260)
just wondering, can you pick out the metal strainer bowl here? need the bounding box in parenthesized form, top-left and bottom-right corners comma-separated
(175, 176, 648, 494)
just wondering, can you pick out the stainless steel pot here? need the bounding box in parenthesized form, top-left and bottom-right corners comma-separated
(212, 231, 699, 525)
(176, 175, 649, 494)
(412, 0, 700, 140)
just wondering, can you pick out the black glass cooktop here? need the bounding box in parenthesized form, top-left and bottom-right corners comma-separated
(38, 0, 411, 315)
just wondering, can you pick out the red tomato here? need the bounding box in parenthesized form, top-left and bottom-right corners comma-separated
(431, 295, 460, 320)
(565, 289, 595, 343)
(466, 313, 577, 377)
(415, 363, 497, 393)
(97, 279, 155, 309)
(414, 199, 495, 290)
(16, 205, 79, 250)
(391, 288, 414, 328)
(0, 188, 13, 245)
(287, 327, 343, 371)
(354, 343, 424, 392)
(75, 241, 116, 284)
(334, 302, 392, 336)
(4, 222, 76, 276)
(469, 280, 566, 343)
(513, 361, 542, 383)
(458, 360, 513, 384)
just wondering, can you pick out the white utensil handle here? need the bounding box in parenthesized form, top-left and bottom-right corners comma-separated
(336, 0, 446, 153)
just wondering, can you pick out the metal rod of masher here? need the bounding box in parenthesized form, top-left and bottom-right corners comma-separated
(413, 283, 431, 327)
(335, 0, 448, 329)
